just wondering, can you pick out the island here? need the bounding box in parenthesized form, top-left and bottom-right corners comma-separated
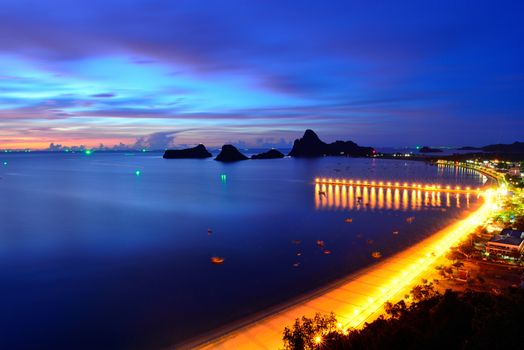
(251, 149, 285, 159)
(163, 144, 212, 159)
(419, 146, 443, 153)
(215, 144, 249, 162)
(288, 129, 375, 157)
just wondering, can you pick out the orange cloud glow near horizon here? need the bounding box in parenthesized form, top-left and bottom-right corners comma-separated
(0, 137, 136, 150)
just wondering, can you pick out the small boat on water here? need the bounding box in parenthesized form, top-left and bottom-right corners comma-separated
(371, 251, 382, 259)
(316, 240, 325, 248)
(344, 218, 353, 223)
(207, 228, 213, 235)
(293, 262, 300, 268)
(291, 240, 301, 245)
(210, 256, 225, 264)
(392, 230, 399, 235)
(323, 250, 332, 255)
(406, 216, 415, 224)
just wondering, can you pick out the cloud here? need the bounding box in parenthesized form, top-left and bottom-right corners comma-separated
(90, 93, 116, 98)
(132, 129, 198, 150)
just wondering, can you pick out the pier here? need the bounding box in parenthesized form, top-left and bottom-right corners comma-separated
(315, 177, 481, 194)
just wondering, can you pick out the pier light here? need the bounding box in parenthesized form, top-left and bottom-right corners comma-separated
(466, 187, 470, 191)
(403, 182, 408, 187)
(387, 182, 391, 186)
(364, 180, 368, 185)
(335, 178, 340, 183)
(356, 180, 361, 184)
(328, 178, 333, 183)
(456, 186, 461, 190)
(446, 185, 451, 190)
(322, 178, 327, 183)
(349, 180, 353, 184)
(395, 182, 399, 186)
(342, 179, 347, 184)
(418, 184, 422, 188)
(315, 178, 320, 182)
(379, 181, 384, 186)
(371, 181, 376, 185)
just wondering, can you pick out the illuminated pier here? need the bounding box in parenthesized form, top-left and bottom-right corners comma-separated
(315, 183, 473, 210)
(314, 177, 481, 194)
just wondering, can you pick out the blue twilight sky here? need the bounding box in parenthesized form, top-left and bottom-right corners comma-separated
(0, 0, 523, 149)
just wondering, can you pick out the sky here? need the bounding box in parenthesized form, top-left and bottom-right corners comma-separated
(0, 0, 523, 149)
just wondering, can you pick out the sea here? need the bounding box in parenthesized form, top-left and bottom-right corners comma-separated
(0, 151, 487, 349)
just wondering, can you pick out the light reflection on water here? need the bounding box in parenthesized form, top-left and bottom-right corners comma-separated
(315, 184, 474, 211)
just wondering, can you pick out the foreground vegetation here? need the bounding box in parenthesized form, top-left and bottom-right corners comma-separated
(282, 283, 524, 349)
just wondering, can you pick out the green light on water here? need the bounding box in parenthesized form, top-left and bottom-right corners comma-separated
(135, 170, 141, 176)
(84, 149, 92, 155)
(220, 174, 227, 183)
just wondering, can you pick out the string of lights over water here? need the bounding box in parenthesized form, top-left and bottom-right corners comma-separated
(314, 184, 476, 211)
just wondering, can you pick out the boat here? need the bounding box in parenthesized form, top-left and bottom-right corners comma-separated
(392, 230, 399, 235)
(323, 250, 332, 255)
(344, 218, 353, 223)
(371, 251, 382, 259)
(316, 240, 325, 247)
(210, 256, 225, 264)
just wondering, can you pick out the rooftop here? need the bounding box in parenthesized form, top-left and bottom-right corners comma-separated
(488, 229, 524, 246)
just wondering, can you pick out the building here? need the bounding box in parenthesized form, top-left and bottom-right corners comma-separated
(486, 229, 524, 258)
(508, 166, 521, 177)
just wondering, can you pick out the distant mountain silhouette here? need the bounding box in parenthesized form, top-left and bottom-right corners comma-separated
(288, 129, 374, 157)
(457, 146, 481, 151)
(251, 149, 285, 159)
(215, 145, 248, 162)
(480, 142, 524, 153)
(163, 144, 212, 159)
(457, 142, 524, 153)
(419, 146, 443, 153)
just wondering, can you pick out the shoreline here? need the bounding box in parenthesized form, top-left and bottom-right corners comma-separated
(174, 189, 495, 349)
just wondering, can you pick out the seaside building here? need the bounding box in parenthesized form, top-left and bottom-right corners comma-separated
(507, 166, 521, 177)
(486, 229, 524, 258)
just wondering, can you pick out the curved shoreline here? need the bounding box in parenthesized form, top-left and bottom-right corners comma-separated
(175, 189, 495, 349)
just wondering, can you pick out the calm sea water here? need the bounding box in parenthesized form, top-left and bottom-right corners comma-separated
(0, 153, 486, 349)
